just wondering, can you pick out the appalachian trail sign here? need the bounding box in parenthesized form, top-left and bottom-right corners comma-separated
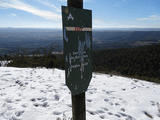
(62, 6, 92, 95)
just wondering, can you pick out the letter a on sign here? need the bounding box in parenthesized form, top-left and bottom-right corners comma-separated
(62, 6, 92, 95)
(68, 13, 74, 21)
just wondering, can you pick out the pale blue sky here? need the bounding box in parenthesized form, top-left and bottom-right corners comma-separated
(0, 0, 160, 28)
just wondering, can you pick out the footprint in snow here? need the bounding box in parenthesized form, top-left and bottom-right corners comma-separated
(41, 102, 49, 107)
(25, 82, 28, 85)
(21, 104, 27, 108)
(15, 80, 24, 87)
(33, 103, 39, 107)
(105, 91, 115, 95)
(87, 110, 96, 115)
(87, 99, 92, 103)
(115, 103, 120, 106)
(96, 110, 105, 114)
(15, 110, 24, 117)
(104, 98, 109, 102)
(109, 102, 114, 106)
(32, 98, 49, 108)
(118, 112, 136, 120)
(37, 97, 47, 102)
(5, 98, 13, 103)
(131, 87, 136, 89)
(40, 90, 47, 93)
(120, 108, 125, 112)
(108, 112, 113, 115)
(30, 98, 36, 102)
(54, 94, 60, 101)
(122, 88, 126, 91)
(53, 111, 62, 115)
(114, 114, 121, 118)
(9, 85, 16, 87)
(99, 115, 105, 119)
(15, 99, 21, 102)
(150, 101, 156, 106)
(102, 107, 108, 111)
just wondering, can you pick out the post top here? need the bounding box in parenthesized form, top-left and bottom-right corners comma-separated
(67, 0, 83, 9)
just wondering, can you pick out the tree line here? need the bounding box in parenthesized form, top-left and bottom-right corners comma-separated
(1, 44, 160, 83)
(93, 44, 160, 82)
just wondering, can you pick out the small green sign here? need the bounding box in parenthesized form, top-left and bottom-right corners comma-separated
(62, 6, 92, 95)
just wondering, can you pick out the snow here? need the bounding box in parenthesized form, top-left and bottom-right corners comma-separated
(0, 61, 11, 67)
(0, 67, 160, 120)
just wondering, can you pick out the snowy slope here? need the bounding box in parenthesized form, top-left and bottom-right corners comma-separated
(0, 67, 160, 120)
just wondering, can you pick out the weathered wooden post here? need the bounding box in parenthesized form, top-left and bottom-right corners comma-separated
(68, 1, 85, 120)
(62, 0, 92, 120)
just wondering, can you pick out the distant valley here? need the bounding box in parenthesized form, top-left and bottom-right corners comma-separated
(0, 28, 160, 55)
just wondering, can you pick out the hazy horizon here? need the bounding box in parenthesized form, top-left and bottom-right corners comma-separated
(1, 27, 160, 31)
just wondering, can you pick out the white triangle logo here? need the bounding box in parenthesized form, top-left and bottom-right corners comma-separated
(67, 13, 74, 21)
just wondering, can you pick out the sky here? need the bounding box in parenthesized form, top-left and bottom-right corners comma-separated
(0, 0, 160, 29)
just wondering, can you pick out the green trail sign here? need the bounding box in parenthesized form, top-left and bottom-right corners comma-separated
(62, 6, 92, 95)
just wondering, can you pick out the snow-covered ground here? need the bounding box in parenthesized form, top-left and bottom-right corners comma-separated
(0, 67, 160, 120)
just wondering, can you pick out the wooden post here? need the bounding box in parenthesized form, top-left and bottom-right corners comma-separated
(72, 92, 86, 120)
(67, 0, 86, 120)
(67, 0, 83, 9)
